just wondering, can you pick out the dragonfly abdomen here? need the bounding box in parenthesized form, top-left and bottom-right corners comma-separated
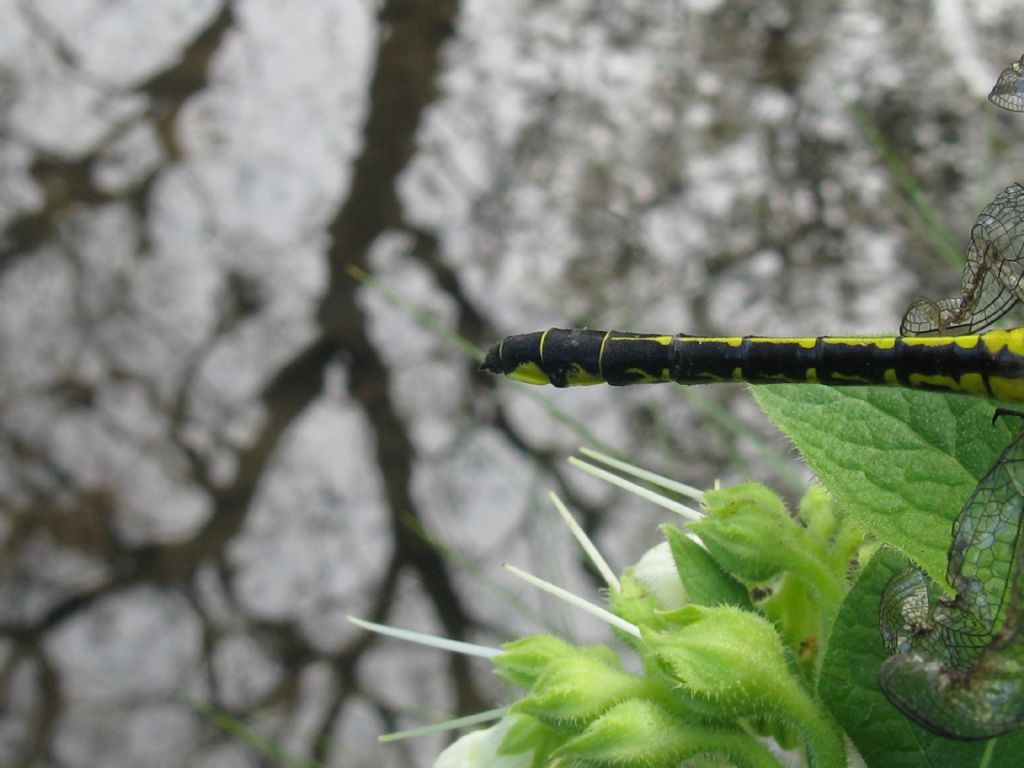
(480, 328, 1024, 402)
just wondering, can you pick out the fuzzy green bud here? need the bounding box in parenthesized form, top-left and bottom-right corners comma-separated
(495, 635, 620, 689)
(510, 653, 662, 730)
(553, 699, 783, 768)
(647, 605, 846, 767)
(648, 604, 793, 716)
(690, 483, 809, 583)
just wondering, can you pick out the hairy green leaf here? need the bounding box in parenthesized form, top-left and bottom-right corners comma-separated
(752, 385, 1010, 583)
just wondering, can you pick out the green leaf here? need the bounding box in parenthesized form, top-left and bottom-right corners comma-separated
(818, 547, 1024, 767)
(661, 525, 752, 609)
(752, 386, 1011, 583)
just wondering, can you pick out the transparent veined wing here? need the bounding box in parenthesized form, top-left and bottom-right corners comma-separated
(878, 421, 1024, 740)
(900, 183, 1024, 336)
(990, 53, 1024, 113)
(901, 51, 1024, 337)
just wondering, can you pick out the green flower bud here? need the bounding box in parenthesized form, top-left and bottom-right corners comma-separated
(648, 604, 792, 716)
(691, 483, 809, 583)
(554, 699, 784, 768)
(496, 635, 620, 689)
(646, 605, 845, 767)
(510, 653, 660, 730)
(692, 484, 844, 612)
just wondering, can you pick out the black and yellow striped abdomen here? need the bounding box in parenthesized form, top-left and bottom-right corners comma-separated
(480, 328, 1024, 403)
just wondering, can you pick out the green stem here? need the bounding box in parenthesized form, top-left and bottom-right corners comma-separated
(977, 737, 997, 768)
(789, 546, 846, 624)
(779, 681, 848, 768)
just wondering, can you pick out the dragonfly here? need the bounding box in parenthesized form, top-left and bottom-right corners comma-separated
(878, 412, 1024, 740)
(481, 53, 1024, 741)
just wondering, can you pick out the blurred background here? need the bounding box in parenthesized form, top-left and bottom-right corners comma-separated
(2, 1, 1023, 766)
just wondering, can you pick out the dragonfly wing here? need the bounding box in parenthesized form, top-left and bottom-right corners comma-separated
(879, 649, 1024, 740)
(879, 424, 1024, 739)
(900, 184, 1024, 335)
(989, 54, 1024, 112)
(947, 429, 1024, 636)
